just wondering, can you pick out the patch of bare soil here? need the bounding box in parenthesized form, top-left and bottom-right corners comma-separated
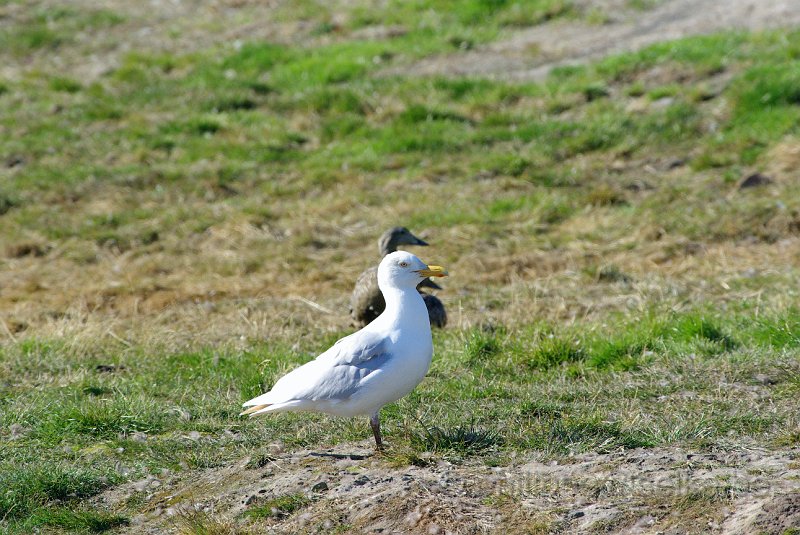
(95, 442, 800, 534)
(389, 0, 800, 81)
(745, 492, 800, 535)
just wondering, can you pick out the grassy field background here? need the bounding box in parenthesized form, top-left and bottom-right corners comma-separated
(1, 0, 800, 533)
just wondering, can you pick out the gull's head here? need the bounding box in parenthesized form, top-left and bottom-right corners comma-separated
(377, 251, 448, 290)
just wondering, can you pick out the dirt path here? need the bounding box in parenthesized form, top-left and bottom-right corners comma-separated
(95, 442, 800, 534)
(389, 0, 800, 81)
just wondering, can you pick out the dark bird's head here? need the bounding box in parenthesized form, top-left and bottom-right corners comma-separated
(379, 227, 429, 256)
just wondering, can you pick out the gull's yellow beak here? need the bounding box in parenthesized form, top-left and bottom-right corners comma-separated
(416, 265, 448, 278)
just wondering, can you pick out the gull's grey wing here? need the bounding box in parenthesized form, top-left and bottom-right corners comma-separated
(263, 330, 393, 403)
(323, 329, 390, 366)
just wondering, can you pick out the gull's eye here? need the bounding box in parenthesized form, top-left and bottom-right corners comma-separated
(399, 261, 408, 268)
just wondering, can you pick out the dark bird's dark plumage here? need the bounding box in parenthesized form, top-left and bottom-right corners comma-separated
(421, 292, 447, 328)
(350, 227, 446, 328)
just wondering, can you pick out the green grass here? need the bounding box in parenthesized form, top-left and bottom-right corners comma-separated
(244, 493, 311, 519)
(411, 423, 503, 454)
(1, 308, 799, 529)
(22, 508, 129, 533)
(5, 28, 800, 246)
(0, 463, 119, 523)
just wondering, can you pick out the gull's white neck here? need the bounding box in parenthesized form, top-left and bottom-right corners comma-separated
(374, 285, 430, 334)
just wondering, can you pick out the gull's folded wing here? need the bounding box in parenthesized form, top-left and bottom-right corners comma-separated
(242, 330, 392, 409)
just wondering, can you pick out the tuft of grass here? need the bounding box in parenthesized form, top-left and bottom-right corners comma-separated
(24, 508, 129, 533)
(0, 191, 19, 215)
(585, 184, 627, 206)
(668, 486, 733, 525)
(397, 104, 473, 124)
(587, 332, 654, 370)
(35, 398, 167, 440)
(412, 424, 503, 454)
(464, 328, 504, 363)
(528, 337, 586, 370)
(245, 493, 310, 519)
(595, 264, 632, 283)
(207, 96, 257, 112)
(734, 63, 800, 113)
(0, 24, 63, 54)
(245, 453, 278, 470)
(49, 76, 82, 93)
(0, 463, 116, 521)
(82, 384, 112, 396)
(161, 116, 225, 136)
(0, 7, 124, 56)
(175, 510, 244, 535)
(667, 314, 738, 352)
(745, 309, 800, 348)
(583, 82, 610, 101)
(531, 417, 654, 454)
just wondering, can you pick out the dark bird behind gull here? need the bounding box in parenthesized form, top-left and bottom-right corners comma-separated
(350, 227, 447, 327)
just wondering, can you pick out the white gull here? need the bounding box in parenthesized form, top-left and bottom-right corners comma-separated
(241, 251, 448, 450)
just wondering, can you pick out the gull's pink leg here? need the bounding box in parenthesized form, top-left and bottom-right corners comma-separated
(369, 412, 383, 450)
